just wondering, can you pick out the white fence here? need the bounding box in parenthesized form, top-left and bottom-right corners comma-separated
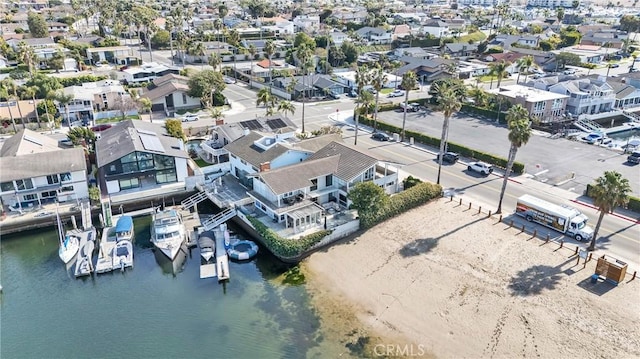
(249, 81, 292, 100)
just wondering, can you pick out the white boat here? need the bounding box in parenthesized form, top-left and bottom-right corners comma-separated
(113, 240, 133, 271)
(150, 209, 188, 261)
(74, 239, 95, 278)
(198, 232, 215, 262)
(57, 210, 79, 264)
(95, 227, 118, 274)
(115, 216, 134, 242)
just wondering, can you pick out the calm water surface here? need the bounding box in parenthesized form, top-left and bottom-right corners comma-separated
(0, 216, 345, 359)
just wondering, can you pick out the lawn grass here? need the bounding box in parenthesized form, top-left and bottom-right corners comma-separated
(477, 75, 498, 83)
(95, 115, 140, 124)
(356, 44, 392, 53)
(194, 158, 210, 167)
(380, 88, 394, 94)
(456, 31, 487, 44)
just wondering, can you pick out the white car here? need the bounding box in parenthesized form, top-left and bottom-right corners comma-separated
(181, 114, 199, 122)
(387, 90, 406, 98)
(223, 76, 236, 84)
(467, 162, 493, 176)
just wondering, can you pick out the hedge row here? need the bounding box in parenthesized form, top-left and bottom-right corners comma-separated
(585, 184, 640, 213)
(360, 182, 442, 229)
(246, 216, 332, 258)
(360, 116, 525, 174)
(59, 74, 108, 87)
(461, 104, 506, 123)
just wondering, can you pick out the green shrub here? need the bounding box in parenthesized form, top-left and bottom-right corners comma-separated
(585, 184, 640, 213)
(360, 182, 442, 229)
(59, 74, 108, 87)
(359, 116, 525, 174)
(403, 175, 422, 190)
(246, 216, 331, 258)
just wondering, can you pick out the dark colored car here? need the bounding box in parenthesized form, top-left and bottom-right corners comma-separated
(627, 151, 640, 164)
(371, 132, 390, 141)
(91, 124, 112, 132)
(438, 152, 459, 164)
(347, 90, 357, 98)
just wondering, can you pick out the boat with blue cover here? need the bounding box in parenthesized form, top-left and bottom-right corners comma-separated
(115, 216, 134, 242)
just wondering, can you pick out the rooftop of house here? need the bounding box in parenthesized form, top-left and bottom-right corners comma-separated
(490, 84, 569, 102)
(62, 80, 127, 100)
(0, 129, 87, 182)
(121, 62, 178, 75)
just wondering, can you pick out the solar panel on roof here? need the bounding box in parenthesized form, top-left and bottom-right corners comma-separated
(23, 135, 42, 146)
(266, 118, 287, 130)
(137, 129, 157, 136)
(240, 120, 262, 130)
(139, 133, 165, 152)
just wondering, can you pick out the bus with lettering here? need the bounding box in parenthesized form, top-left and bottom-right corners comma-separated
(515, 194, 594, 242)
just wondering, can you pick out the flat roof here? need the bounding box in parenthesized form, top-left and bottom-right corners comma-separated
(489, 85, 569, 102)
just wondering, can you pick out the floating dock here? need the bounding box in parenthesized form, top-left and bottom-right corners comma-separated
(95, 227, 117, 274)
(73, 228, 97, 278)
(214, 228, 230, 282)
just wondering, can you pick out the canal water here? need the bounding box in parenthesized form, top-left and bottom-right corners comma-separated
(0, 216, 347, 358)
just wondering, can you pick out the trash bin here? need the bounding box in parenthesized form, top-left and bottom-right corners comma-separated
(590, 274, 599, 283)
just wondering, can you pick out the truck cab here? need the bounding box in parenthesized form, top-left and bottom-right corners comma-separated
(567, 215, 593, 242)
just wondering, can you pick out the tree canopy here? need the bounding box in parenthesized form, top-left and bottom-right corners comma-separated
(165, 119, 186, 142)
(27, 12, 48, 38)
(187, 70, 226, 107)
(347, 181, 389, 217)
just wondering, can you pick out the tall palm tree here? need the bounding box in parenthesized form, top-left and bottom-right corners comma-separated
(227, 29, 241, 81)
(247, 44, 257, 88)
(277, 100, 296, 119)
(355, 90, 374, 120)
(370, 65, 387, 132)
(496, 104, 532, 214)
(467, 85, 488, 107)
(0, 87, 17, 132)
(21, 86, 41, 128)
(433, 82, 463, 185)
(208, 53, 222, 73)
(18, 41, 36, 78)
(353, 64, 371, 145)
(400, 71, 417, 142)
(1, 79, 25, 128)
(587, 171, 631, 251)
(490, 60, 510, 122)
(55, 92, 75, 129)
(516, 56, 534, 84)
(296, 45, 313, 133)
(264, 40, 276, 93)
(191, 42, 206, 68)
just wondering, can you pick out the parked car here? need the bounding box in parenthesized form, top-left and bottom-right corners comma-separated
(609, 63, 620, 68)
(91, 124, 112, 132)
(627, 151, 640, 164)
(327, 92, 341, 100)
(563, 69, 576, 75)
(387, 89, 406, 98)
(399, 102, 418, 112)
(223, 76, 236, 84)
(467, 161, 493, 176)
(371, 132, 391, 141)
(181, 114, 199, 122)
(59, 138, 74, 147)
(437, 152, 459, 164)
(347, 90, 358, 98)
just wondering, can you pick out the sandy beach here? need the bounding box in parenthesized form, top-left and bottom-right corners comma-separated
(304, 198, 640, 358)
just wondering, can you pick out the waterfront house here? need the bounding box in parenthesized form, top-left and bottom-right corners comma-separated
(141, 74, 201, 116)
(95, 120, 191, 204)
(547, 76, 615, 115)
(246, 141, 399, 233)
(488, 84, 568, 123)
(0, 129, 88, 211)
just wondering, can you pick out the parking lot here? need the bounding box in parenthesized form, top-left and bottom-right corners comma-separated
(376, 108, 640, 196)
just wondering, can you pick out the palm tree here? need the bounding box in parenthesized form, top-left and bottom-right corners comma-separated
(55, 92, 75, 129)
(138, 97, 152, 122)
(256, 87, 275, 108)
(191, 42, 206, 68)
(433, 82, 463, 185)
(489, 60, 510, 90)
(227, 29, 241, 81)
(296, 45, 313, 133)
(467, 85, 488, 107)
(496, 104, 532, 214)
(264, 40, 276, 93)
(277, 100, 296, 119)
(516, 56, 534, 84)
(355, 90, 374, 120)
(0, 87, 17, 132)
(247, 44, 257, 88)
(400, 71, 417, 142)
(21, 86, 41, 128)
(353, 64, 371, 145)
(1, 79, 25, 128)
(208, 53, 221, 73)
(209, 107, 224, 124)
(18, 41, 36, 78)
(370, 65, 387, 132)
(587, 171, 631, 251)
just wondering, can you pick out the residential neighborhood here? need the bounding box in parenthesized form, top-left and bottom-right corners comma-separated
(0, 0, 639, 358)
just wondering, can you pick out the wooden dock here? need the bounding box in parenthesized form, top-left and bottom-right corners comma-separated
(213, 228, 230, 281)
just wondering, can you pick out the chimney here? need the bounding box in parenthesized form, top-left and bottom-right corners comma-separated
(243, 128, 250, 136)
(259, 162, 271, 172)
(215, 118, 224, 125)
